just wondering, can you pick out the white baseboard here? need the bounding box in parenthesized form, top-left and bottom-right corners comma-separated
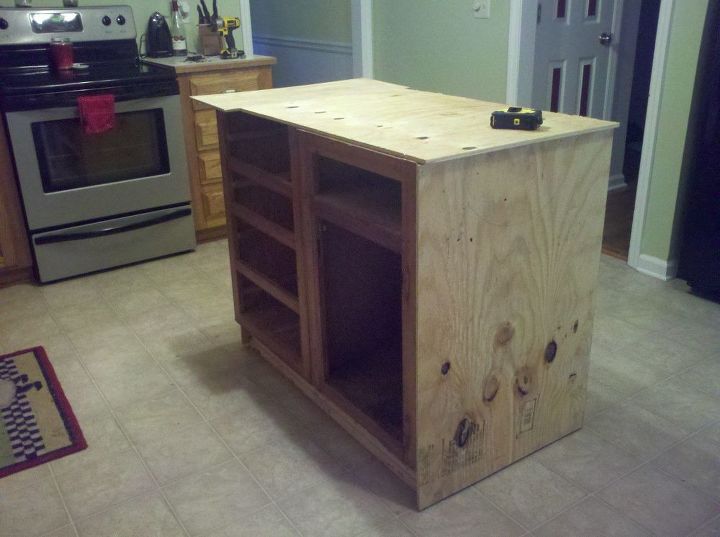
(608, 174, 627, 191)
(634, 254, 678, 281)
(253, 34, 353, 88)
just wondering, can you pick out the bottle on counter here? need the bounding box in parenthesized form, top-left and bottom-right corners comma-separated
(170, 0, 188, 57)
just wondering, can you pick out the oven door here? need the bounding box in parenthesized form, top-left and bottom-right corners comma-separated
(5, 94, 190, 231)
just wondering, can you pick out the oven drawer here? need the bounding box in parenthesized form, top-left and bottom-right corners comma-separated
(32, 205, 196, 282)
(191, 70, 265, 110)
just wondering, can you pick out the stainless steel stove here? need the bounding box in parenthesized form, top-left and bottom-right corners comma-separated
(0, 5, 195, 282)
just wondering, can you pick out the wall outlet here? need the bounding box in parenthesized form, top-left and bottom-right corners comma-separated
(473, 0, 490, 19)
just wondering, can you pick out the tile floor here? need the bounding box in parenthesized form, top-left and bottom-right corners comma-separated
(0, 241, 719, 537)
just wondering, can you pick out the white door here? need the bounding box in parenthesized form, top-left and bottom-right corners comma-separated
(532, 0, 616, 117)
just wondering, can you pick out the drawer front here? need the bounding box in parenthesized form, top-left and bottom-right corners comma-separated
(200, 183, 226, 226)
(197, 151, 223, 185)
(195, 110, 219, 151)
(191, 69, 265, 110)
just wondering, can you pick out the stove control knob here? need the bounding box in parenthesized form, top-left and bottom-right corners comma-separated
(102, 15, 112, 26)
(0, 18, 8, 30)
(116, 15, 126, 25)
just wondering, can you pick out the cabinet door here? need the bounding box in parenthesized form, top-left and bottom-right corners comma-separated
(295, 130, 418, 466)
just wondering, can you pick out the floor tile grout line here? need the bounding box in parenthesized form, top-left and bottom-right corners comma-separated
(47, 464, 80, 537)
(471, 487, 535, 533)
(46, 311, 195, 537)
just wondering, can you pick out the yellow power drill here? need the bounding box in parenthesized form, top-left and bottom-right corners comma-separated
(217, 16, 244, 59)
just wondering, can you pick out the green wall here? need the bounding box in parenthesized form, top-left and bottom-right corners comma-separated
(249, 0, 351, 43)
(372, 0, 509, 102)
(639, 0, 709, 261)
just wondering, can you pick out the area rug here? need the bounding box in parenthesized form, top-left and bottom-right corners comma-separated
(0, 347, 86, 479)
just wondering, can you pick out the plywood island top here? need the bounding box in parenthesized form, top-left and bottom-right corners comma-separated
(193, 78, 617, 164)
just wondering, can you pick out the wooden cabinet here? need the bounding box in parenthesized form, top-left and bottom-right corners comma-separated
(144, 56, 275, 241)
(0, 123, 32, 286)
(199, 79, 617, 509)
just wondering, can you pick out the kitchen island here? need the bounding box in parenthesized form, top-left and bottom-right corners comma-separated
(194, 79, 617, 509)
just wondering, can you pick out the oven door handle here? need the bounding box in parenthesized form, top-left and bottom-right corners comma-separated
(35, 208, 192, 245)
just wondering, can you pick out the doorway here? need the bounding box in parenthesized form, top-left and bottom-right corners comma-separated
(507, 0, 662, 262)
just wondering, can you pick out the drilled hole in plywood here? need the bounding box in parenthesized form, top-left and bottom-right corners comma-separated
(416, 136, 429, 140)
(286, 105, 299, 109)
(463, 146, 478, 151)
(315, 111, 326, 114)
(377, 124, 384, 127)
(334, 117, 344, 120)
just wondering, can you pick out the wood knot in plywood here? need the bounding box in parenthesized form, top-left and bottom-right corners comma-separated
(483, 375, 500, 403)
(494, 322, 515, 349)
(515, 367, 533, 397)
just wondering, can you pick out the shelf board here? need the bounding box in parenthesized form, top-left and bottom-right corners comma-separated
(232, 205, 295, 250)
(240, 301, 301, 368)
(235, 263, 299, 314)
(229, 157, 292, 198)
(227, 128, 287, 144)
(314, 188, 402, 253)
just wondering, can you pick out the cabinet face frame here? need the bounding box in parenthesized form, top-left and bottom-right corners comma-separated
(295, 130, 418, 466)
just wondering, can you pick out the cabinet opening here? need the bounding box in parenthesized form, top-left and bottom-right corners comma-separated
(234, 182, 294, 232)
(226, 113, 290, 178)
(234, 218, 298, 296)
(315, 157, 402, 237)
(238, 275, 301, 366)
(319, 221, 404, 444)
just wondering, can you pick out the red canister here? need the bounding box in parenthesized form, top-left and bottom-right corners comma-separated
(50, 37, 74, 70)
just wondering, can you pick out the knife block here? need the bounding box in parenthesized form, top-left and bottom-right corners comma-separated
(198, 24, 223, 56)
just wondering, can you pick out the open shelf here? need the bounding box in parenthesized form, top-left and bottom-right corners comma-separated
(232, 181, 295, 249)
(238, 275, 301, 368)
(233, 218, 298, 311)
(319, 222, 404, 446)
(225, 113, 291, 181)
(314, 156, 402, 252)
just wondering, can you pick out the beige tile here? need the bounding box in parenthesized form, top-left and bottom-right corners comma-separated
(653, 435, 720, 500)
(115, 388, 204, 444)
(690, 515, 720, 537)
(203, 505, 298, 537)
(588, 344, 673, 398)
(140, 255, 203, 284)
(90, 265, 155, 297)
(591, 317, 648, 352)
(587, 404, 689, 458)
(0, 463, 52, 497)
(239, 435, 346, 501)
(354, 519, 416, 537)
(474, 458, 586, 529)
(697, 422, 720, 446)
(633, 378, 720, 431)
(312, 420, 377, 471)
(161, 345, 249, 387)
(400, 487, 525, 537)
(55, 447, 156, 519)
(0, 478, 69, 537)
(533, 428, 641, 492)
(180, 371, 271, 421)
(163, 460, 271, 536)
(49, 357, 111, 423)
(196, 319, 244, 347)
(533, 497, 651, 537)
(84, 351, 176, 408)
(278, 478, 396, 537)
(75, 492, 184, 537)
(674, 358, 720, 398)
(584, 377, 625, 417)
(210, 400, 306, 456)
(41, 526, 78, 537)
(40, 277, 102, 310)
(68, 324, 147, 365)
(105, 288, 174, 319)
(135, 421, 232, 485)
(351, 459, 417, 517)
(1, 312, 63, 351)
(49, 301, 121, 333)
(599, 466, 720, 537)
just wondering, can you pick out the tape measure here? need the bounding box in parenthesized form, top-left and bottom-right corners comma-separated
(490, 107, 543, 131)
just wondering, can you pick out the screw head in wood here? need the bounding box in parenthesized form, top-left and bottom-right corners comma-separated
(441, 362, 451, 375)
(545, 340, 558, 363)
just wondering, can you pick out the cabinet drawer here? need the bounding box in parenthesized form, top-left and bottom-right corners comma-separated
(201, 183, 226, 225)
(195, 110, 219, 151)
(198, 151, 223, 185)
(191, 69, 265, 110)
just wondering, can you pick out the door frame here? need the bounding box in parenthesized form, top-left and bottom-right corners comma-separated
(506, 0, 675, 276)
(352, 0, 374, 78)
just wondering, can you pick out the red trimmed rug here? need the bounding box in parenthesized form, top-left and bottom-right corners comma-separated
(0, 347, 86, 479)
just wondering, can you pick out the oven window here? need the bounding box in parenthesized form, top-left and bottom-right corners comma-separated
(31, 109, 170, 193)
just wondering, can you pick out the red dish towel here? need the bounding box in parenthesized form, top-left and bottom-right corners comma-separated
(77, 94, 116, 135)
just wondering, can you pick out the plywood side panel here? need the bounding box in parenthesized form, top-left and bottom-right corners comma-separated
(414, 131, 612, 508)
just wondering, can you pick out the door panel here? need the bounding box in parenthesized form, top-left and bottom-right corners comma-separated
(533, 0, 615, 118)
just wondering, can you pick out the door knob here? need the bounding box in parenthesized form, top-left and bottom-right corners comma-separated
(599, 32, 612, 46)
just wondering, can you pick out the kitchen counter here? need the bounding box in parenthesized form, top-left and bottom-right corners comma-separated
(142, 54, 276, 75)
